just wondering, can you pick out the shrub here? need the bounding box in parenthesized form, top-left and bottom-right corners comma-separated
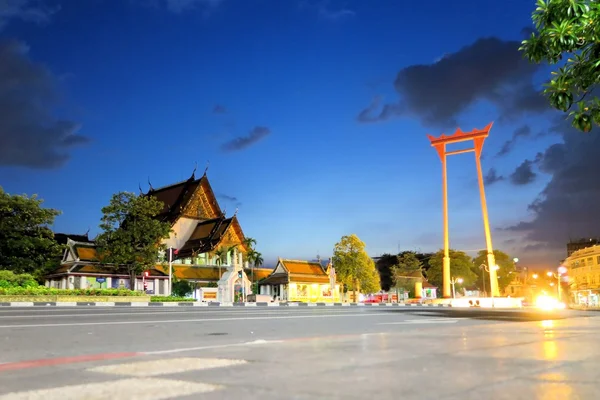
(150, 296, 195, 302)
(0, 287, 144, 296)
(0, 271, 40, 288)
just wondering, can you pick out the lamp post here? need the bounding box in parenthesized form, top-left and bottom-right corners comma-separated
(450, 277, 463, 299)
(480, 263, 499, 306)
(548, 266, 568, 302)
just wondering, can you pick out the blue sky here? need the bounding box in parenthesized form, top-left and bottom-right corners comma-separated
(1, 0, 591, 269)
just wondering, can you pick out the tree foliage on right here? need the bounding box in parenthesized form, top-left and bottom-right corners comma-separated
(333, 234, 380, 298)
(520, 0, 600, 132)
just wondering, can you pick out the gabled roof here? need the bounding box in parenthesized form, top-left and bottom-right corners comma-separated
(176, 215, 235, 258)
(260, 259, 331, 285)
(54, 233, 92, 245)
(145, 172, 222, 224)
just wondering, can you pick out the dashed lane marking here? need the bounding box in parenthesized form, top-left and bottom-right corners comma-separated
(0, 378, 220, 400)
(87, 357, 247, 377)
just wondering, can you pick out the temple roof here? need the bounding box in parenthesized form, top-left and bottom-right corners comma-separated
(176, 215, 235, 258)
(145, 172, 222, 224)
(261, 259, 331, 285)
(54, 233, 92, 245)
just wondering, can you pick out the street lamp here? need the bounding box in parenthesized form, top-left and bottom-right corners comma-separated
(450, 277, 463, 298)
(547, 266, 567, 301)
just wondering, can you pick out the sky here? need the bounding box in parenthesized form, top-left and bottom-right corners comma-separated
(1, 0, 598, 269)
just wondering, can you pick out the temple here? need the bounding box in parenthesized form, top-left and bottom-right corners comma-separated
(258, 259, 341, 302)
(45, 170, 270, 301)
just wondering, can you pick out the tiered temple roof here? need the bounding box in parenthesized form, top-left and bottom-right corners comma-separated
(261, 259, 331, 285)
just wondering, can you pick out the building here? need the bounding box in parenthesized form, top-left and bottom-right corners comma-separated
(258, 259, 340, 302)
(565, 244, 600, 306)
(567, 238, 600, 257)
(46, 170, 266, 300)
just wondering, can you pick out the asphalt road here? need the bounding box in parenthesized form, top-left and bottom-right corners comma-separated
(0, 307, 597, 399)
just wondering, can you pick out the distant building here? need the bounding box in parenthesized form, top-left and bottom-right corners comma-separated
(565, 244, 600, 306)
(567, 238, 600, 257)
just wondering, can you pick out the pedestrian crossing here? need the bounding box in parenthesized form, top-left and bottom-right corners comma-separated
(0, 357, 247, 399)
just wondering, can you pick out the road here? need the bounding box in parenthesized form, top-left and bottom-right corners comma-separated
(0, 306, 597, 399)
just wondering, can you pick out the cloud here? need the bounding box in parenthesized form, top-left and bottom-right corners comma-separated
(504, 117, 600, 253)
(217, 193, 241, 207)
(212, 104, 227, 114)
(356, 37, 547, 127)
(496, 125, 531, 157)
(509, 160, 537, 185)
(0, 0, 58, 29)
(0, 40, 88, 169)
(484, 168, 504, 186)
(300, 0, 355, 21)
(220, 126, 270, 152)
(166, 0, 222, 13)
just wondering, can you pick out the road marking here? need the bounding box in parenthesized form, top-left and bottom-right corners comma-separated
(0, 312, 391, 329)
(0, 353, 140, 372)
(377, 318, 459, 325)
(88, 357, 247, 377)
(0, 308, 368, 318)
(0, 378, 220, 399)
(143, 339, 283, 356)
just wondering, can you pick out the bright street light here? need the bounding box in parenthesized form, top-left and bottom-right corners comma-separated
(450, 277, 463, 299)
(513, 257, 519, 263)
(532, 273, 538, 279)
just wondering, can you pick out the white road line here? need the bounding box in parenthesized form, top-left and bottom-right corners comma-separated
(0, 308, 366, 319)
(88, 357, 247, 377)
(377, 318, 459, 325)
(0, 378, 220, 400)
(0, 312, 391, 329)
(143, 339, 283, 356)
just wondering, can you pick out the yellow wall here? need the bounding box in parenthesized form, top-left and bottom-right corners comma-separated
(566, 245, 600, 291)
(288, 282, 341, 303)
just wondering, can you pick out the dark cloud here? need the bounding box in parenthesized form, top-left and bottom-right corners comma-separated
(212, 104, 227, 114)
(217, 193, 242, 207)
(357, 37, 547, 127)
(0, 40, 88, 169)
(509, 160, 537, 185)
(0, 0, 58, 29)
(484, 168, 504, 186)
(220, 126, 270, 152)
(497, 125, 531, 157)
(507, 118, 600, 253)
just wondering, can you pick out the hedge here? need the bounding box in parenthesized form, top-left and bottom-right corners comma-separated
(150, 296, 196, 302)
(0, 287, 143, 296)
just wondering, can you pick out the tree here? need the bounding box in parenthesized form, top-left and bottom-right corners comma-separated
(472, 250, 517, 293)
(520, 0, 600, 132)
(0, 187, 63, 280)
(95, 192, 171, 290)
(427, 250, 477, 295)
(333, 234, 380, 300)
(375, 254, 397, 291)
(391, 252, 424, 296)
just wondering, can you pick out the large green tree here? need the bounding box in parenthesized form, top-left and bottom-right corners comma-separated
(520, 0, 600, 132)
(0, 187, 62, 279)
(427, 250, 477, 294)
(333, 234, 380, 299)
(95, 192, 172, 290)
(391, 252, 424, 296)
(472, 250, 517, 293)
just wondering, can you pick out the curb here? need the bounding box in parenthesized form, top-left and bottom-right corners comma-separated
(0, 302, 452, 308)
